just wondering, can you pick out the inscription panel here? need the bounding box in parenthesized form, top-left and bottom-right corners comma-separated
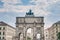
(17, 17, 43, 23)
(25, 18, 34, 23)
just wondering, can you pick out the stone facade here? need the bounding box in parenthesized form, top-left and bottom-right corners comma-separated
(45, 21, 60, 40)
(15, 10, 44, 40)
(0, 21, 16, 40)
(44, 28, 50, 40)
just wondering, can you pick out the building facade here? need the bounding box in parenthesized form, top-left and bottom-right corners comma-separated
(44, 28, 49, 40)
(0, 21, 16, 40)
(15, 10, 44, 40)
(45, 21, 60, 40)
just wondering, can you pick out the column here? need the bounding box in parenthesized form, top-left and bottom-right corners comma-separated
(33, 27, 36, 40)
(23, 27, 26, 40)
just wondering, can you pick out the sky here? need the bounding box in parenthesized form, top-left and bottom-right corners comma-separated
(0, 0, 60, 29)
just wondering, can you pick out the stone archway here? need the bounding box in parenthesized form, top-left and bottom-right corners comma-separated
(16, 10, 44, 40)
(17, 24, 44, 40)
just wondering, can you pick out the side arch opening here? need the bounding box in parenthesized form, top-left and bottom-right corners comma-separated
(36, 33, 41, 40)
(26, 28, 33, 40)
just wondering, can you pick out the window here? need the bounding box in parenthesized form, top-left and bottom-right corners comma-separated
(58, 24, 60, 26)
(3, 32, 5, 35)
(3, 37, 4, 39)
(56, 24, 57, 26)
(0, 37, 1, 39)
(46, 35, 47, 37)
(3, 27, 5, 30)
(0, 32, 1, 35)
(0, 27, 1, 30)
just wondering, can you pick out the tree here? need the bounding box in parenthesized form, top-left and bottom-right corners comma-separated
(57, 32, 60, 40)
(27, 37, 31, 40)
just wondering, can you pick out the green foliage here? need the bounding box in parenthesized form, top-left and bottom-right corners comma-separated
(27, 37, 31, 40)
(57, 32, 60, 40)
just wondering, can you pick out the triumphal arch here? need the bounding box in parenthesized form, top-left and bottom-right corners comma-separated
(15, 10, 44, 40)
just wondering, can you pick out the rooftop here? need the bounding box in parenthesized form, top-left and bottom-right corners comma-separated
(0, 21, 7, 25)
(55, 21, 60, 24)
(0, 21, 16, 29)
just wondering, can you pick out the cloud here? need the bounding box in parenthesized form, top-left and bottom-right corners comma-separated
(1, 0, 60, 13)
(0, 12, 23, 27)
(47, 0, 60, 4)
(0, 0, 60, 29)
(8, 5, 50, 16)
(3, 0, 21, 4)
(11, 5, 34, 13)
(46, 1, 60, 14)
(1, 0, 59, 13)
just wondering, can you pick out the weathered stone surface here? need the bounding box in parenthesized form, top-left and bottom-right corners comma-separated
(14, 10, 44, 40)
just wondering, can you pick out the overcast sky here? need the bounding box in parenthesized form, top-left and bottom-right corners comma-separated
(0, 0, 60, 29)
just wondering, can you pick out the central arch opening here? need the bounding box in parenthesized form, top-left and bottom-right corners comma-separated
(36, 33, 41, 40)
(26, 28, 33, 40)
